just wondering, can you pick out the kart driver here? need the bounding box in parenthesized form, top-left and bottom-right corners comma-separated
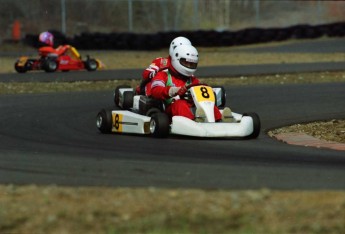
(38, 31, 69, 56)
(150, 44, 227, 122)
(137, 36, 192, 95)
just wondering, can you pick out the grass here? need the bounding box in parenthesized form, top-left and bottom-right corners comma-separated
(2, 38, 345, 73)
(1, 38, 345, 234)
(1, 185, 344, 234)
(0, 71, 345, 95)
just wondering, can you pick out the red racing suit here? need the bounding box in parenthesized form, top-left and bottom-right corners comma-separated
(38, 45, 70, 57)
(138, 56, 170, 96)
(150, 65, 222, 121)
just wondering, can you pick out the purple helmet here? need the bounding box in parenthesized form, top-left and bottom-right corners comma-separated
(39, 31, 54, 46)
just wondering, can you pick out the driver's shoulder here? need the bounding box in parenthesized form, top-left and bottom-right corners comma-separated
(155, 69, 169, 78)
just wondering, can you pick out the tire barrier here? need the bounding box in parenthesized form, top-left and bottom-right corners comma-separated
(23, 22, 345, 50)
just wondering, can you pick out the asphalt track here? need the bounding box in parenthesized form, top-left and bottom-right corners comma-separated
(2, 61, 345, 82)
(0, 38, 344, 190)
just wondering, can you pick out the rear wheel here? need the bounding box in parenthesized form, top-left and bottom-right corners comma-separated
(213, 86, 226, 107)
(114, 85, 131, 108)
(85, 59, 98, 71)
(122, 91, 134, 110)
(243, 112, 261, 139)
(150, 113, 170, 138)
(14, 62, 27, 73)
(43, 59, 58, 72)
(96, 109, 113, 133)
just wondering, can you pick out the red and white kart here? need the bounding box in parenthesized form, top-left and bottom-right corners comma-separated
(96, 84, 260, 139)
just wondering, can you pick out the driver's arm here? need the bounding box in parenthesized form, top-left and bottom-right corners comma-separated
(150, 72, 171, 100)
(55, 45, 70, 56)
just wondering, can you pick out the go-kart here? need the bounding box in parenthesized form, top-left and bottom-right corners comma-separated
(14, 45, 104, 73)
(96, 84, 261, 139)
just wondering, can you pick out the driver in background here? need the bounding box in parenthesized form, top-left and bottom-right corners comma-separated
(136, 36, 192, 95)
(150, 44, 231, 122)
(38, 31, 54, 48)
(38, 31, 69, 57)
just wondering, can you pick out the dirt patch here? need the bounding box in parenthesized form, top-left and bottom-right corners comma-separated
(269, 119, 345, 144)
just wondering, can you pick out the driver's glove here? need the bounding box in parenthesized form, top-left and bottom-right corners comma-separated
(168, 86, 187, 97)
(168, 86, 181, 97)
(176, 85, 188, 96)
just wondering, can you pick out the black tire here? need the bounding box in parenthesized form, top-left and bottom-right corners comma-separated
(43, 59, 58, 72)
(14, 62, 27, 73)
(122, 91, 134, 110)
(96, 109, 113, 134)
(114, 85, 131, 108)
(150, 113, 170, 138)
(85, 59, 98, 71)
(146, 107, 162, 117)
(243, 112, 261, 139)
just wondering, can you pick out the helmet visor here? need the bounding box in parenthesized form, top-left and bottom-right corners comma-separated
(179, 58, 198, 69)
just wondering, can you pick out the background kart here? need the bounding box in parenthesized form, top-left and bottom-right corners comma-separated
(14, 46, 104, 73)
(96, 84, 261, 139)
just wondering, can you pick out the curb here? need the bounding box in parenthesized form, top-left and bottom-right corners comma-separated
(274, 132, 345, 151)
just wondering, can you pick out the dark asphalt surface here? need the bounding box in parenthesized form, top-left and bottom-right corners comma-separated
(0, 83, 344, 189)
(0, 38, 344, 189)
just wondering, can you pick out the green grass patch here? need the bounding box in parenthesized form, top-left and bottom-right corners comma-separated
(1, 185, 344, 234)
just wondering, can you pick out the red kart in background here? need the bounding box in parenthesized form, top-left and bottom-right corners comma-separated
(14, 45, 104, 73)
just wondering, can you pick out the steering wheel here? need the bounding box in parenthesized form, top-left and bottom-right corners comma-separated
(186, 82, 208, 89)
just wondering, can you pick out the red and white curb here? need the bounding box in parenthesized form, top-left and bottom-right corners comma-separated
(273, 132, 345, 151)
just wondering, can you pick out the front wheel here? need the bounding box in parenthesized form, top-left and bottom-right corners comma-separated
(146, 107, 162, 117)
(96, 109, 113, 133)
(243, 112, 261, 139)
(150, 113, 170, 138)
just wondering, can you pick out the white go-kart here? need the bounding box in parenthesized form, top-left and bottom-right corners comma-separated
(96, 84, 260, 139)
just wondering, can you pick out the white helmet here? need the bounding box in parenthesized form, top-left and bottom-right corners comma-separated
(171, 44, 198, 77)
(169, 36, 191, 57)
